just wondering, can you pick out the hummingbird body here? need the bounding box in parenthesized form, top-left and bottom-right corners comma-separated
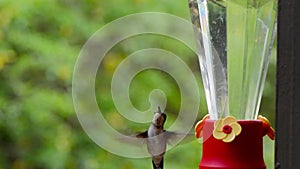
(134, 107, 192, 169)
(136, 107, 167, 169)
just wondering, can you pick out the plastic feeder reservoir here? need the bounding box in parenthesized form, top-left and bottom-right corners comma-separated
(189, 0, 277, 168)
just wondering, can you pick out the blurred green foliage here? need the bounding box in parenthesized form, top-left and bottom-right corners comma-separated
(0, 0, 275, 169)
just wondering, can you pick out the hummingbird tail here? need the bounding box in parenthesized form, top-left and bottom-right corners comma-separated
(152, 158, 164, 169)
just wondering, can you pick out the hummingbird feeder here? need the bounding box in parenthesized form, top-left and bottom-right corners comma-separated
(189, 0, 277, 168)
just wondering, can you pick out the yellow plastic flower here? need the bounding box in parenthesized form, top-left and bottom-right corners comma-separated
(213, 116, 242, 143)
(257, 115, 275, 140)
(194, 114, 210, 138)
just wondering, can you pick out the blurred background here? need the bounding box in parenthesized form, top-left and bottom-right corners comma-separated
(0, 0, 275, 168)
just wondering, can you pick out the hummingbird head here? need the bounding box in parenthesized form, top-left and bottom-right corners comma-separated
(152, 106, 167, 128)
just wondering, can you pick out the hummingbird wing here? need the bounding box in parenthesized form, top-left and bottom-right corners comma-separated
(136, 130, 148, 138)
(114, 130, 148, 146)
(164, 131, 195, 146)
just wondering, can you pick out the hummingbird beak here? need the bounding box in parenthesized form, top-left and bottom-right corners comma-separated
(157, 106, 162, 114)
(155, 106, 163, 114)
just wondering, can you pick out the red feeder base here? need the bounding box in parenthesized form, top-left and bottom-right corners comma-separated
(199, 120, 266, 169)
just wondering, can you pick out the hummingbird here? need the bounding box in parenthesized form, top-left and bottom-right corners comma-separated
(135, 107, 177, 169)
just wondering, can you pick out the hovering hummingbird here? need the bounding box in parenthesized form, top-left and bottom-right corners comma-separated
(135, 107, 186, 169)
